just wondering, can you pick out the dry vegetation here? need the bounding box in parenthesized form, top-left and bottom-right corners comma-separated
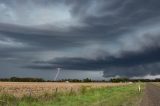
(0, 82, 128, 97)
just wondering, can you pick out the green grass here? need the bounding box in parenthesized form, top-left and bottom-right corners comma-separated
(0, 83, 144, 106)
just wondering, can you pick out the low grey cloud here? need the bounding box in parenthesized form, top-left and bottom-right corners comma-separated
(0, 0, 160, 79)
(26, 45, 160, 77)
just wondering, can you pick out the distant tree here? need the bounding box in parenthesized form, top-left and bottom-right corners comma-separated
(9, 77, 45, 82)
(83, 78, 92, 82)
(110, 78, 129, 82)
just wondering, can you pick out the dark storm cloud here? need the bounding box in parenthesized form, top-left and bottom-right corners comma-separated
(27, 46, 160, 77)
(0, 24, 85, 50)
(0, 0, 160, 79)
(68, 0, 160, 33)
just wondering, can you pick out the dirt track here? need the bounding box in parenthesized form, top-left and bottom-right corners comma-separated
(140, 83, 160, 106)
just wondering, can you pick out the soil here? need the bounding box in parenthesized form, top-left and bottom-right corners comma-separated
(140, 83, 160, 106)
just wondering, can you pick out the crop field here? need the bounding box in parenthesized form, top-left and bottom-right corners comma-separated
(0, 82, 144, 106)
(0, 82, 128, 97)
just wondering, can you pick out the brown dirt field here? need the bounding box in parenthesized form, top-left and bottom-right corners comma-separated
(140, 83, 160, 106)
(0, 82, 128, 97)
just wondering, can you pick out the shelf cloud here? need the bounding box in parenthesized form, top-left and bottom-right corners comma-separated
(0, 0, 160, 79)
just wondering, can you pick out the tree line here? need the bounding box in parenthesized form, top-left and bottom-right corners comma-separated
(0, 77, 45, 82)
(0, 77, 160, 82)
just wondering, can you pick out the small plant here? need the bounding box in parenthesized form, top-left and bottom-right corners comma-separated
(0, 94, 17, 106)
(21, 95, 37, 103)
(80, 86, 87, 94)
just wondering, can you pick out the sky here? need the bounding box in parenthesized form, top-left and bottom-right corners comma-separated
(0, 0, 160, 80)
